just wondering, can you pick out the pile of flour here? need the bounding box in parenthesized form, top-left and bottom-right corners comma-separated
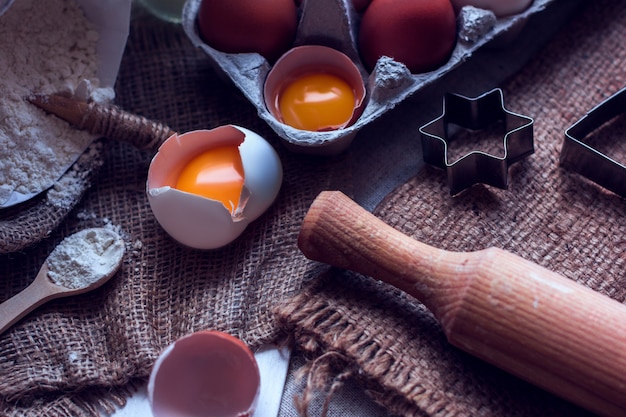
(47, 228, 125, 290)
(0, 0, 104, 201)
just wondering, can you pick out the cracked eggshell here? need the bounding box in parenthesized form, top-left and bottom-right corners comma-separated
(147, 125, 283, 250)
(148, 331, 260, 417)
(183, 0, 555, 155)
(264, 45, 366, 134)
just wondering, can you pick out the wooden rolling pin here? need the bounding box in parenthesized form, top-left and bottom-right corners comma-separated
(298, 191, 626, 417)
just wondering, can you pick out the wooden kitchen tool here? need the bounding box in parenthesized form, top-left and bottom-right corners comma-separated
(298, 191, 626, 417)
(28, 94, 176, 151)
(0, 228, 125, 336)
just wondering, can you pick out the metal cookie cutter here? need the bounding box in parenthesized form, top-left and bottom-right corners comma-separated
(560, 86, 626, 197)
(419, 88, 534, 195)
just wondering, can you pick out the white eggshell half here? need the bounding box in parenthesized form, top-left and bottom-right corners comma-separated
(147, 125, 282, 250)
(237, 126, 284, 220)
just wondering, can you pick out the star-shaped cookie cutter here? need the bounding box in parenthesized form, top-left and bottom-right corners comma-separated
(560, 86, 626, 197)
(419, 88, 534, 195)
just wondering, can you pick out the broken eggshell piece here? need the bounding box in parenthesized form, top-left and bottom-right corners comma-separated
(264, 45, 366, 133)
(148, 330, 261, 417)
(147, 125, 283, 250)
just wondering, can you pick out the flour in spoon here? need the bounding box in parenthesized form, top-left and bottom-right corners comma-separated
(47, 228, 125, 289)
(0, 0, 102, 198)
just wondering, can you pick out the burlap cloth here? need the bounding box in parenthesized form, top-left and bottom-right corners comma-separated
(275, 1, 626, 416)
(0, 1, 624, 416)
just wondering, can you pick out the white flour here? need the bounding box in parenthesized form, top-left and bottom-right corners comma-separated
(47, 228, 125, 289)
(46, 140, 104, 209)
(0, 0, 102, 198)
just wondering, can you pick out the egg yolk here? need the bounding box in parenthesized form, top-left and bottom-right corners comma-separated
(277, 72, 356, 131)
(175, 146, 244, 213)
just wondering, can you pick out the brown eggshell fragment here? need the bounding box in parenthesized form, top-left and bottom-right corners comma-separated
(196, 0, 298, 62)
(358, 0, 457, 74)
(148, 330, 260, 417)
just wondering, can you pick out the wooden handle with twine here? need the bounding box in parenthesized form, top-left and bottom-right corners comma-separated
(28, 94, 176, 151)
(297, 191, 626, 417)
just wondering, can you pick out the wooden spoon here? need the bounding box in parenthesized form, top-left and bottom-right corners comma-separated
(298, 190, 626, 417)
(0, 228, 125, 335)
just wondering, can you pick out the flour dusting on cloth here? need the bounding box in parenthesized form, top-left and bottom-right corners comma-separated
(0, 0, 102, 199)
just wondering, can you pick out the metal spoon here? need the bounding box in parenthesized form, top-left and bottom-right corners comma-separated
(0, 227, 125, 336)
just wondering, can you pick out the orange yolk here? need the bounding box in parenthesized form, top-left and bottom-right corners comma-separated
(277, 72, 356, 131)
(175, 146, 244, 212)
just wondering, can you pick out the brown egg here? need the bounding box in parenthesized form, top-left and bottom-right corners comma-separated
(358, 0, 457, 74)
(197, 0, 298, 62)
(352, 0, 372, 11)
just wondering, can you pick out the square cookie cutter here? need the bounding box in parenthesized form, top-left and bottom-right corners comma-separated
(419, 88, 534, 195)
(560, 86, 626, 198)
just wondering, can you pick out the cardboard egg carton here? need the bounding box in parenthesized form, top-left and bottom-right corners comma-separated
(183, 0, 555, 155)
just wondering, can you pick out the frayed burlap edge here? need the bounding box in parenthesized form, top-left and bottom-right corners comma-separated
(275, 269, 464, 417)
(0, 379, 143, 417)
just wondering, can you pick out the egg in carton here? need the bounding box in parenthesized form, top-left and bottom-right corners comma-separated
(183, 0, 554, 155)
